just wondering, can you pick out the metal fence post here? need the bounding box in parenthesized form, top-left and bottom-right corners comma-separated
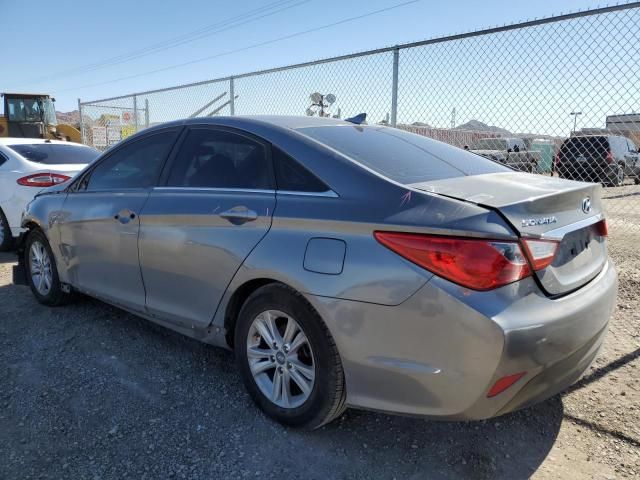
(145, 99, 150, 127)
(230, 77, 235, 116)
(390, 47, 399, 127)
(77, 98, 85, 144)
(133, 95, 138, 132)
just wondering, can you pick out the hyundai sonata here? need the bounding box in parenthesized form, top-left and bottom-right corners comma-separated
(15, 116, 617, 429)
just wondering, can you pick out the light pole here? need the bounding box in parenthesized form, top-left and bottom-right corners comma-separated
(570, 111, 582, 134)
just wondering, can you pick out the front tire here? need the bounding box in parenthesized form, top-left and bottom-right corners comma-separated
(235, 284, 346, 429)
(25, 229, 74, 306)
(0, 208, 13, 252)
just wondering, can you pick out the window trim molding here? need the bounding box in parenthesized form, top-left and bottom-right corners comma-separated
(277, 189, 338, 198)
(153, 187, 276, 195)
(151, 186, 339, 197)
(66, 127, 183, 193)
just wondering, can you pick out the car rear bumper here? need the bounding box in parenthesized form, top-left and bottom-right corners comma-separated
(557, 163, 619, 181)
(307, 259, 617, 419)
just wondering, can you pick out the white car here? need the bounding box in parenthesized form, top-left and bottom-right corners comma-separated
(0, 138, 99, 250)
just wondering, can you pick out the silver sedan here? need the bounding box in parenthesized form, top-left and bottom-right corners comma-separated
(16, 116, 617, 429)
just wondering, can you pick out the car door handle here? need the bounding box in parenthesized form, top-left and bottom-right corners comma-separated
(219, 206, 258, 225)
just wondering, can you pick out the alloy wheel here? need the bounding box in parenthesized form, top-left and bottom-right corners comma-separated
(246, 310, 316, 409)
(29, 241, 53, 296)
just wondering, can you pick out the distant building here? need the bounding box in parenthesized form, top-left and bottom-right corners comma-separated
(606, 114, 640, 146)
(606, 113, 640, 131)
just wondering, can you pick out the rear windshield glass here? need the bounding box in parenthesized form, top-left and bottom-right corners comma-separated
(298, 125, 509, 184)
(560, 137, 609, 158)
(8, 143, 99, 165)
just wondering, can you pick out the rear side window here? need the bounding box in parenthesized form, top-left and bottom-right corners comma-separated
(7, 143, 99, 165)
(610, 137, 626, 154)
(0, 152, 7, 167)
(167, 128, 273, 189)
(83, 131, 178, 191)
(298, 125, 508, 184)
(273, 147, 329, 192)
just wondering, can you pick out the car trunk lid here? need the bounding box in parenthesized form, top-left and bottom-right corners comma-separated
(411, 172, 607, 295)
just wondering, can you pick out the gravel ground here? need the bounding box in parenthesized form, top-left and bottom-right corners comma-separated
(1, 222, 638, 479)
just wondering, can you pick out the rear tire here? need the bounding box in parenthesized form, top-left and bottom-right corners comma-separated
(25, 229, 74, 306)
(0, 209, 13, 252)
(606, 164, 624, 187)
(235, 283, 346, 429)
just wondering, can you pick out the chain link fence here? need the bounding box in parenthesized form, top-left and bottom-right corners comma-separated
(80, 3, 640, 238)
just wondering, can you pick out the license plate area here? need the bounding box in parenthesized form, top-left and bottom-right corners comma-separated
(554, 226, 598, 267)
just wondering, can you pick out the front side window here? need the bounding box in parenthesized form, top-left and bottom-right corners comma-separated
(167, 128, 273, 189)
(83, 131, 178, 191)
(6, 97, 41, 122)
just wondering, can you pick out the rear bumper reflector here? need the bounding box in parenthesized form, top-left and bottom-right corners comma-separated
(487, 372, 527, 398)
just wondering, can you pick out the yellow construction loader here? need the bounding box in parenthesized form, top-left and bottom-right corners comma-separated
(0, 93, 81, 142)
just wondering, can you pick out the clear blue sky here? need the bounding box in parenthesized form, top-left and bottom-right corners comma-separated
(2, 0, 608, 113)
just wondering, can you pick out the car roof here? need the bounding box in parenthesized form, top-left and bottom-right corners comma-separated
(567, 134, 624, 139)
(0, 137, 92, 147)
(143, 115, 355, 133)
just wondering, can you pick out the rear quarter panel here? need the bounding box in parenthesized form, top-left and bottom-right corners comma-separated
(211, 181, 517, 341)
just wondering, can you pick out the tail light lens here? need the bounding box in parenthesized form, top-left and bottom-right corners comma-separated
(521, 239, 559, 270)
(17, 173, 71, 187)
(554, 152, 561, 166)
(595, 219, 608, 237)
(374, 232, 532, 291)
(374, 232, 562, 290)
(606, 150, 614, 164)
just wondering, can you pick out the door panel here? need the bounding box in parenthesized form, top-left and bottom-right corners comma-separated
(59, 191, 149, 311)
(57, 128, 180, 311)
(138, 126, 276, 328)
(139, 189, 275, 327)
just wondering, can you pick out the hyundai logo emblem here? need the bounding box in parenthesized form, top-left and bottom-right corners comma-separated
(582, 197, 592, 214)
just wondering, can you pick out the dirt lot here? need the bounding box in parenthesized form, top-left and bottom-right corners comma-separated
(1, 223, 638, 479)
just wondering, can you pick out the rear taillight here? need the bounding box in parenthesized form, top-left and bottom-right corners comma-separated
(374, 232, 532, 291)
(554, 152, 561, 166)
(606, 150, 614, 164)
(521, 239, 559, 271)
(17, 173, 71, 187)
(595, 219, 608, 237)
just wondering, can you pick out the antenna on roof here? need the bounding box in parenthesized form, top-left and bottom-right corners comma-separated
(345, 113, 367, 125)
